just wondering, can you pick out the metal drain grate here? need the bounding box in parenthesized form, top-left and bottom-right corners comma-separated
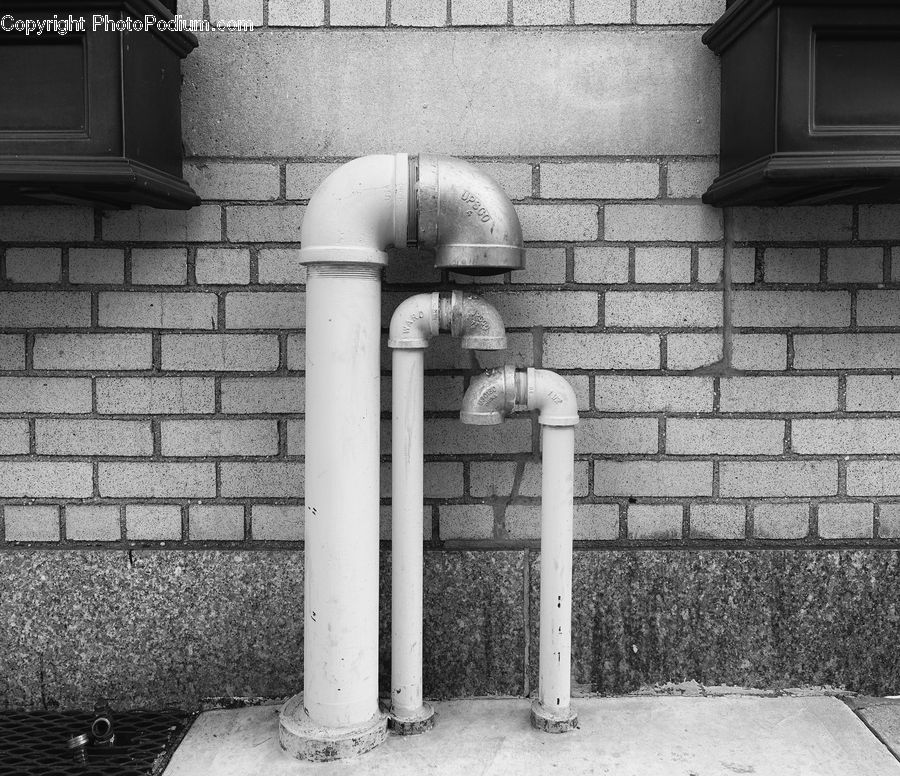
(0, 709, 193, 776)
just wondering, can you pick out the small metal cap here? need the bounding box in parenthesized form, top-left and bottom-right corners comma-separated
(67, 733, 90, 749)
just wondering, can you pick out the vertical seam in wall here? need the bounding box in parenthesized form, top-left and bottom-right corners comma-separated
(61, 247, 70, 286)
(278, 334, 288, 371)
(151, 332, 161, 372)
(25, 330, 33, 371)
(445, 0, 452, 25)
(722, 206, 734, 371)
(187, 246, 197, 286)
(507, 0, 513, 25)
(124, 247, 133, 286)
(429, 504, 441, 546)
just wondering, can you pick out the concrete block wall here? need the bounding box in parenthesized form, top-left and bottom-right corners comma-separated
(4, 0, 900, 707)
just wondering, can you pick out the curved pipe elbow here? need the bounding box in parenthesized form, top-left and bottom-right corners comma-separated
(300, 153, 409, 266)
(459, 366, 517, 426)
(417, 155, 524, 276)
(524, 368, 579, 427)
(451, 291, 507, 351)
(389, 293, 440, 349)
(460, 367, 579, 427)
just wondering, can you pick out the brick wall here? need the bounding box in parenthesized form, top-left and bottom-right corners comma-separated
(3, 0, 900, 548)
(4, 0, 900, 707)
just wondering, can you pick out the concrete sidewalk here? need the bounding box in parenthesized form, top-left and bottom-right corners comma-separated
(162, 695, 900, 775)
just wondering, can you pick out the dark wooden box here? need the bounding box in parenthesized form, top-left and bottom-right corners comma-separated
(0, 0, 199, 209)
(703, 0, 900, 206)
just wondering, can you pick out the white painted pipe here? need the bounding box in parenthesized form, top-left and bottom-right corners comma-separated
(280, 154, 409, 762)
(537, 423, 576, 725)
(390, 345, 426, 720)
(303, 263, 382, 728)
(459, 367, 579, 732)
(388, 292, 506, 734)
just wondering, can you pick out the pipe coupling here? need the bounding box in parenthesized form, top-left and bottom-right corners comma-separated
(460, 367, 579, 427)
(389, 291, 507, 351)
(449, 291, 507, 350)
(459, 366, 518, 426)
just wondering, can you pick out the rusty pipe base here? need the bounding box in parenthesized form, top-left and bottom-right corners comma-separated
(530, 698, 579, 734)
(279, 693, 388, 762)
(388, 703, 435, 736)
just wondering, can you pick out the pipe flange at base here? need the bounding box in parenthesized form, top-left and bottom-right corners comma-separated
(279, 693, 388, 761)
(530, 699, 579, 733)
(388, 703, 435, 735)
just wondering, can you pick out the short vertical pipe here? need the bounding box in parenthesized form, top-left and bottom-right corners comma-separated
(302, 263, 383, 729)
(537, 424, 575, 722)
(461, 366, 578, 732)
(390, 347, 429, 722)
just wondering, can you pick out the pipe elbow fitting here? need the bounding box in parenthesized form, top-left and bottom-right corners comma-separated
(459, 366, 517, 426)
(299, 153, 409, 266)
(388, 293, 440, 349)
(451, 291, 507, 351)
(524, 368, 579, 427)
(416, 155, 524, 276)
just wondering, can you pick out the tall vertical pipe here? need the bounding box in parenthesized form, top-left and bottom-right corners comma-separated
(303, 264, 382, 727)
(279, 154, 408, 761)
